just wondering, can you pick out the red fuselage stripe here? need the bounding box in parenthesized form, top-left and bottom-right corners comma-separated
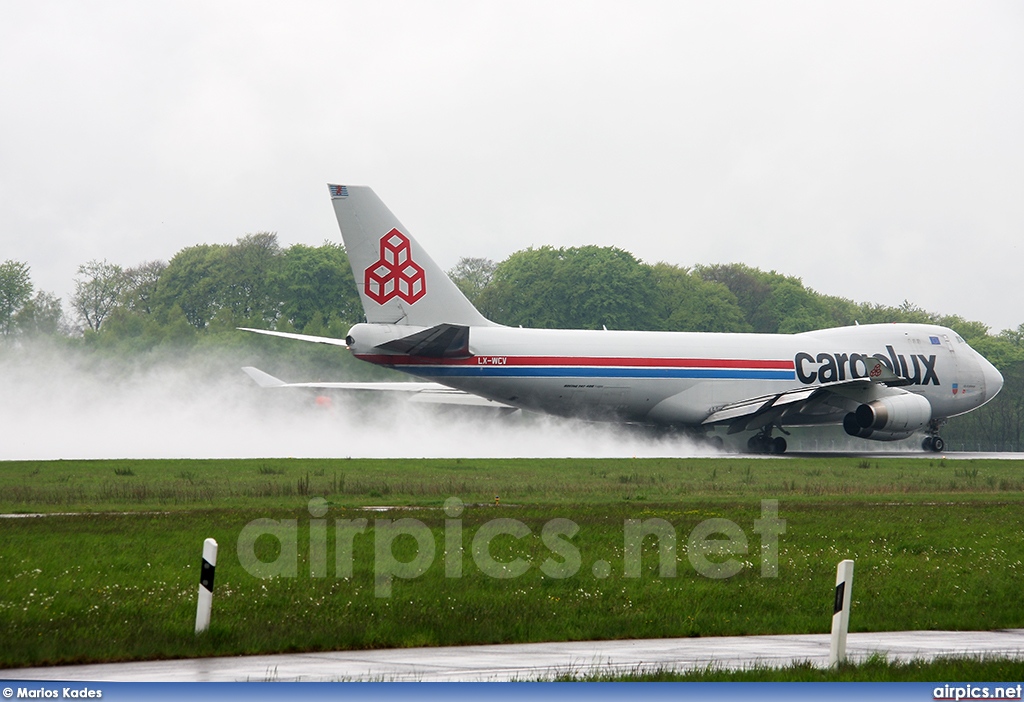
(355, 354, 795, 369)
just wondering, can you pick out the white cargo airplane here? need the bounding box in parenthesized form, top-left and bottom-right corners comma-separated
(242, 185, 1004, 454)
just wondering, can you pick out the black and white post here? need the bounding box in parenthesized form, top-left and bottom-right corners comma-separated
(829, 559, 854, 666)
(195, 538, 218, 634)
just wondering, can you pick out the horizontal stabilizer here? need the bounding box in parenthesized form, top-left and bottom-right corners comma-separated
(238, 328, 349, 347)
(240, 366, 516, 409)
(375, 324, 470, 358)
(242, 366, 287, 388)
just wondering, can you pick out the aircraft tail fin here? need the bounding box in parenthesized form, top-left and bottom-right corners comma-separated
(328, 185, 493, 327)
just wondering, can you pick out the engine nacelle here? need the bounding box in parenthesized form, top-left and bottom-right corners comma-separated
(842, 412, 915, 441)
(843, 392, 932, 440)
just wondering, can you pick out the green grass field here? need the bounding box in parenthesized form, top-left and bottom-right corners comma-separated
(1, 456, 1022, 675)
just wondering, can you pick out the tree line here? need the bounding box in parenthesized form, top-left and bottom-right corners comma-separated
(0, 234, 360, 352)
(2, 237, 1022, 449)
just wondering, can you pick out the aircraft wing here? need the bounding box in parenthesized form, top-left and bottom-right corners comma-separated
(703, 387, 819, 426)
(240, 367, 517, 409)
(703, 360, 910, 434)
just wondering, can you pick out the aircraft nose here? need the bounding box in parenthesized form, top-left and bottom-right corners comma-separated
(980, 355, 1004, 402)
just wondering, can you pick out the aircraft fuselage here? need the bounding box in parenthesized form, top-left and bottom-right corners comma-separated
(347, 321, 1002, 428)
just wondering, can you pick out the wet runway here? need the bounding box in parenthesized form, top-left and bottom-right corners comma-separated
(4, 629, 1024, 682)
(784, 451, 1024, 460)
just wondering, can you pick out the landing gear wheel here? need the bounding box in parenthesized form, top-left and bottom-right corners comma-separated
(922, 419, 947, 453)
(707, 435, 725, 450)
(747, 433, 786, 455)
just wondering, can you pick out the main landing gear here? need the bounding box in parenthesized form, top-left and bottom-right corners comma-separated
(747, 426, 789, 455)
(921, 419, 946, 453)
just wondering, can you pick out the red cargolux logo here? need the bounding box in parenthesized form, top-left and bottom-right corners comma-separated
(364, 229, 426, 304)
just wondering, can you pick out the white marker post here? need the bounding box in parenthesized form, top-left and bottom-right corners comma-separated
(829, 559, 854, 666)
(195, 538, 218, 634)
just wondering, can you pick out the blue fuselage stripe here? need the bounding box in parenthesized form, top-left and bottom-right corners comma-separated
(399, 366, 797, 381)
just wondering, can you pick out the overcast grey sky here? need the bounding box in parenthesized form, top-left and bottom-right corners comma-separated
(2, 1, 1022, 332)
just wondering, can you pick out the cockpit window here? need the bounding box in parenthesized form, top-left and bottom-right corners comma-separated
(956, 335, 965, 343)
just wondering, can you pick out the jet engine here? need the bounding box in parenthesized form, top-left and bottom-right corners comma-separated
(843, 392, 932, 441)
